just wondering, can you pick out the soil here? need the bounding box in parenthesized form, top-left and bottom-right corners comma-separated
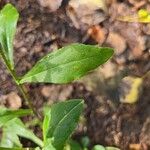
(0, 0, 150, 150)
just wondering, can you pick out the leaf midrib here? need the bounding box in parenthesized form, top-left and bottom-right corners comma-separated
(50, 101, 82, 138)
(21, 53, 104, 82)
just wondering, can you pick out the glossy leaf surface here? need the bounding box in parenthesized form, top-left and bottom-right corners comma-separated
(0, 125, 22, 148)
(43, 99, 84, 150)
(0, 108, 32, 127)
(0, 148, 22, 150)
(20, 44, 113, 84)
(93, 145, 105, 150)
(0, 118, 43, 148)
(0, 4, 19, 69)
(65, 139, 82, 150)
(43, 139, 56, 150)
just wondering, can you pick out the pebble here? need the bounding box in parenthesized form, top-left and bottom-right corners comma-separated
(6, 92, 22, 109)
(41, 86, 52, 98)
(38, 0, 63, 12)
(106, 32, 127, 56)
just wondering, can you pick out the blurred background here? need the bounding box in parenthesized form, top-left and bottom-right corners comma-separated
(0, 0, 150, 150)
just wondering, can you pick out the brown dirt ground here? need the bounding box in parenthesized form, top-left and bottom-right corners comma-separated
(0, 0, 150, 150)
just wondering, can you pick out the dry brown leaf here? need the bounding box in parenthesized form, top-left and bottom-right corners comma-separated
(119, 76, 143, 104)
(129, 143, 141, 150)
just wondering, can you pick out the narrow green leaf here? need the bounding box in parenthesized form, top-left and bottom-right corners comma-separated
(1, 118, 44, 148)
(20, 44, 114, 84)
(0, 148, 22, 150)
(43, 99, 84, 150)
(0, 148, 35, 150)
(0, 108, 32, 127)
(0, 126, 22, 148)
(0, 3, 19, 69)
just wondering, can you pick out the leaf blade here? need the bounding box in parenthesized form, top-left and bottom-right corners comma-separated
(0, 4, 19, 69)
(20, 44, 113, 84)
(106, 147, 120, 150)
(43, 99, 84, 150)
(1, 118, 43, 148)
(0, 108, 32, 128)
(0, 126, 22, 148)
(0, 148, 22, 150)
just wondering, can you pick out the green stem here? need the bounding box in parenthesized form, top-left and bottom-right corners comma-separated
(0, 50, 40, 119)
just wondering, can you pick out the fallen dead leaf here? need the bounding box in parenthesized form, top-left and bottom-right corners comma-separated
(129, 143, 141, 150)
(119, 76, 143, 104)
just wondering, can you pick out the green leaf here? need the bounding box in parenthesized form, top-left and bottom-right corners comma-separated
(0, 126, 22, 148)
(35, 147, 42, 150)
(65, 139, 82, 150)
(43, 99, 84, 150)
(0, 3, 19, 69)
(43, 139, 56, 150)
(0, 148, 22, 150)
(0, 118, 43, 148)
(0, 148, 35, 150)
(81, 136, 90, 148)
(92, 145, 120, 150)
(0, 108, 32, 128)
(20, 44, 114, 84)
(92, 145, 105, 150)
(105, 147, 120, 150)
(44, 144, 56, 150)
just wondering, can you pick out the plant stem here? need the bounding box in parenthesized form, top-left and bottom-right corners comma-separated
(0, 50, 40, 119)
(18, 84, 40, 119)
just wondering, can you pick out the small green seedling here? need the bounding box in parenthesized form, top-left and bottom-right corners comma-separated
(92, 145, 120, 150)
(0, 4, 114, 150)
(64, 137, 120, 150)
